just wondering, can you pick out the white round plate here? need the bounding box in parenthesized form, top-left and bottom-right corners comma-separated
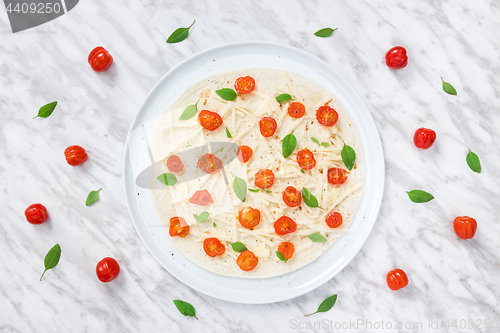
(123, 41, 384, 304)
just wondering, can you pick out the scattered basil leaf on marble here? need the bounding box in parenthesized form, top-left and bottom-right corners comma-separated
(341, 140, 356, 171)
(407, 190, 434, 203)
(466, 150, 481, 173)
(300, 169, 305, 174)
(320, 142, 330, 147)
(173, 300, 198, 320)
(282, 133, 297, 158)
(441, 77, 457, 95)
(34, 101, 57, 119)
(233, 176, 247, 202)
(308, 233, 326, 242)
(304, 294, 337, 317)
(40, 244, 61, 281)
(213, 222, 217, 227)
(216, 88, 237, 101)
(314, 27, 337, 38)
(302, 187, 322, 208)
(230, 242, 247, 252)
(262, 189, 272, 193)
(311, 137, 320, 145)
(193, 211, 209, 222)
(248, 189, 260, 193)
(276, 251, 288, 263)
(157, 173, 177, 186)
(166, 20, 195, 44)
(85, 188, 102, 206)
(276, 93, 292, 103)
(179, 101, 199, 120)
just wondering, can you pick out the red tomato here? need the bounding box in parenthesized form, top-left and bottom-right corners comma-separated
(88, 46, 113, 72)
(96, 257, 120, 283)
(282, 186, 302, 207)
(238, 207, 261, 229)
(237, 145, 253, 163)
(188, 189, 214, 206)
(316, 106, 339, 127)
(386, 269, 409, 291)
(325, 211, 343, 228)
(234, 76, 255, 94)
(288, 102, 306, 118)
(169, 217, 189, 238)
(278, 242, 295, 260)
(199, 110, 223, 131)
(259, 117, 277, 137)
(254, 169, 275, 189)
(327, 168, 348, 185)
(166, 155, 183, 173)
(237, 250, 258, 271)
(385, 46, 408, 69)
(64, 145, 88, 166)
(197, 154, 222, 174)
(274, 216, 297, 235)
(453, 216, 477, 239)
(203, 237, 225, 257)
(24, 203, 48, 224)
(297, 148, 316, 170)
(413, 128, 436, 149)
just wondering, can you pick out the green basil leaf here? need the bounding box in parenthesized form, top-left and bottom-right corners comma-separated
(311, 137, 320, 145)
(166, 20, 195, 44)
(302, 187, 321, 208)
(179, 101, 198, 120)
(341, 142, 356, 171)
(34, 101, 57, 119)
(194, 211, 209, 222)
(300, 169, 305, 174)
(248, 189, 260, 193)
(40, 244, 61, 281)
(276, 251, 288, 263)
(233, 176, 247, 202)
(441, 77, 457, 95)
(308, 233, 326, 242)
(276, 93, 292, 103)
(85, 188, 102, 206)
(173, 300, 198, 320)
(466, 150, 481, 173)
(262, 189, 272, 193)
(320, 142, 330, 147)
(305, 294, 337, 316)
(213, 222, 217, 227)
(230, 242, 247, 252)
(282, 133, 297, 158)
(216, 88, 237, 101)
(314, 27, 337, 38)
(407, 190, 434, 203)
(226, 127, 232, 138)
(157, 173, 177, 186)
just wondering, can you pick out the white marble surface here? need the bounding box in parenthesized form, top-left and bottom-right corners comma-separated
(1, 0, 499, 332)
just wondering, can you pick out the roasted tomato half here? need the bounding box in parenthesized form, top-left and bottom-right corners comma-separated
(237, 250, 258, 271)
(282, 186, 302, 207)
(278, 242, 295, 260)
(203, 237, 225, 257)
(288, 102, 306, 118)
(199, 110, 223, 131)
(327, 168, 348, 185)
(234, 76, 255, 94)
(197, 154, 222, 174)
(274, 216, 297, 235)
(297, 148, 316, 170)
(254, 169, 275, 189)
(169, 217, 189, 237)
(259, 117, 277, 137)
(189, 189, 214, 206)
(316, 106, 338, 127)
(238, 207, 261, 229)
(166, 155, 183, 173)
(325, 211, 343, 228)
(237, 145, 253, 163)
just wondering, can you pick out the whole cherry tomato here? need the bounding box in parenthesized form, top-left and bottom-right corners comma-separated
(237, 145, 253, 163)
(327, 168, 348, 185)
(188, 189, 214, 206)
(386, 268, 409, 291)
(259, 117, 277, 137)
(413, 128, 436, 149)
(274, 216, 297, 236)
(278, 242, 295, 260)
(203, 237, 225, 257)
(197, 154, 222, 174)
(385, 46, 408, 69)
(325, 211, 343, 228)
(282, 186, 302, 207)
(297, 148, 316, 170)
(169, 217, 190, 237)
(166, 155, 183, 173)
(234, 76, 255, 94)
(288, 102, 306, 118)
(96, 257, 120, 282)
(24, 203, 48, 224)
(254, 169, 275, 189)
(237, 250, 258, 271)
(88, 46, 113, 72)
(453, 216, 477, 239)
(64, 145, 88, 166)
(238, 207, 261, 229)
(199, 110, 223, 131)
(316, 106, 338, 127)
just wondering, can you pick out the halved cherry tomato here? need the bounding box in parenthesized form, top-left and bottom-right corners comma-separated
(189, 189, 214, 206)
(316, 106, 338, 127)
(327, 168, 348, 185)
(64, 145, 88, 166)
(297, 148, 316, 170)
(237, 250, 258, 271)
(169, 217, 189, 237)
(234, 76, 255, 94)
(387, 268, 409, 291)
(283, 186, 301, 207)
(254, 169, 275, 189)
(385, 46, 408, 69)
(96, 257, 120, 283)
(278, 242, 295, 260)
(453, 216, 477, 239)
(203, 237, 225, 257)
(259, 117, 277, 137)
(288, 102, 306, 118)
(413, 128, 436, 149)
(199, 110, 223, 131)
(238, 207, 261, 229)
(325, 211, 343, 228)
(197, 154, 222, 174)
(237, 145, 253, 163)
(274, 216, 297, 235)
(88, 46, 113, 72)
(166, 155, 183, 172)
(24, 203, 48, 224)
